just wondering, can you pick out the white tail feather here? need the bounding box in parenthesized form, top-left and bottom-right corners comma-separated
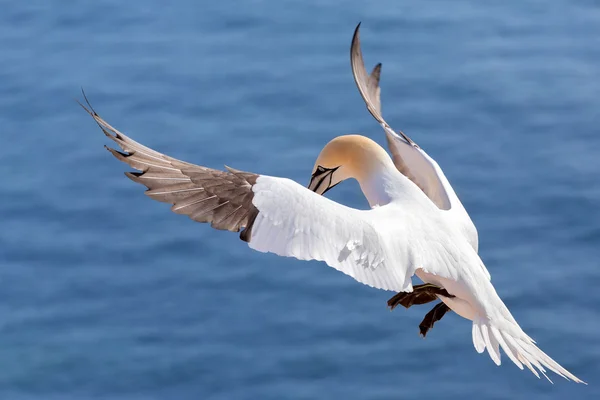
(472, 319, 585, 384)
(480, 323, 501, 366)
(491, 326, 522, 370)
(472, 323, 485, 353)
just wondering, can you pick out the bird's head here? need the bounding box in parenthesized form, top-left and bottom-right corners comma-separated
(308, 134, 390, 195)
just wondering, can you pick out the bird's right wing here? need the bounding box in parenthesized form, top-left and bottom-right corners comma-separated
(350, 23, 452, 210)
(350, 23, 480, 255)
(82, 101, 416, 293)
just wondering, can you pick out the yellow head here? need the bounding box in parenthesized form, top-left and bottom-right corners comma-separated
(308, 135, 392, 195)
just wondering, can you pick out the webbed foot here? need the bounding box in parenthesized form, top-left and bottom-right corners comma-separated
(387, 283, 454, 310)
(419, 302, 451, 338)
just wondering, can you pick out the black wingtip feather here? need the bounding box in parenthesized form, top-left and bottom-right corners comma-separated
(105, 145, 130, 160)
(125, 171, 144, 184)
(239, 207, 259, 242)
(80, 87, 98, 116)
(352, 23, 361, 49)
(79, 89, 115, 140)
(370, 63, 382, 83)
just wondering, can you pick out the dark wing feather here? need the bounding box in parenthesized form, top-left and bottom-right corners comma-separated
(367, 63, 382, 117)
(80, 100, 259, 241)
(350, 23, 415, 147)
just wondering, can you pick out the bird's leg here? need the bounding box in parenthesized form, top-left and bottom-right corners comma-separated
(387, 284, 438, 310)
(418, 302, 451, 338)
(387, 283, 454, 310)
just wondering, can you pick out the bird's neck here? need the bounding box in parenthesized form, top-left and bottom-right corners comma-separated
(356, 165, 403, 208)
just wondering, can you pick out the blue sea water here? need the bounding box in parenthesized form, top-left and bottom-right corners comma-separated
(0, 0, 599, 398)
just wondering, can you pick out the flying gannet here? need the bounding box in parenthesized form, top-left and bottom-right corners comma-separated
(79, 24, 584, 384)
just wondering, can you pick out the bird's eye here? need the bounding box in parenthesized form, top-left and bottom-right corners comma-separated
(317, 166, 326, 173)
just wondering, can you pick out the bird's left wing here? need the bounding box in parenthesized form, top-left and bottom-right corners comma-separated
(82, 101, 415, 292)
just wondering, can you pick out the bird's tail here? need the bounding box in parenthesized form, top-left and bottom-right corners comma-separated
(471, 317, 585, 384)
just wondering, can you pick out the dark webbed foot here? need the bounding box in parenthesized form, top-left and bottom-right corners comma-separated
(387, 288, 437, 310)
(419, 302, 451, 338)
(387, 283, 454, 310)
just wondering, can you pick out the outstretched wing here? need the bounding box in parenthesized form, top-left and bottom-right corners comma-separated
(350, 23, 480, 255)
(82, 99, 415, 292)
(81, 101, 259, 239)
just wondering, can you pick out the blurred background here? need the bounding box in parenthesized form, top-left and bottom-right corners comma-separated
(0, 0, 599, 398)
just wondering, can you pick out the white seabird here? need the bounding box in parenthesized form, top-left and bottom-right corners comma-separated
(80, 24, 584, 384)
(348, 23, 584, 383)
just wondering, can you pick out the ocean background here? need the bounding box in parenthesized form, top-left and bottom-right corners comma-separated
(0, 0, 599, 398)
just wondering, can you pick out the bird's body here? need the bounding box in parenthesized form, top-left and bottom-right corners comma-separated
(81, 23, 584, 384)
